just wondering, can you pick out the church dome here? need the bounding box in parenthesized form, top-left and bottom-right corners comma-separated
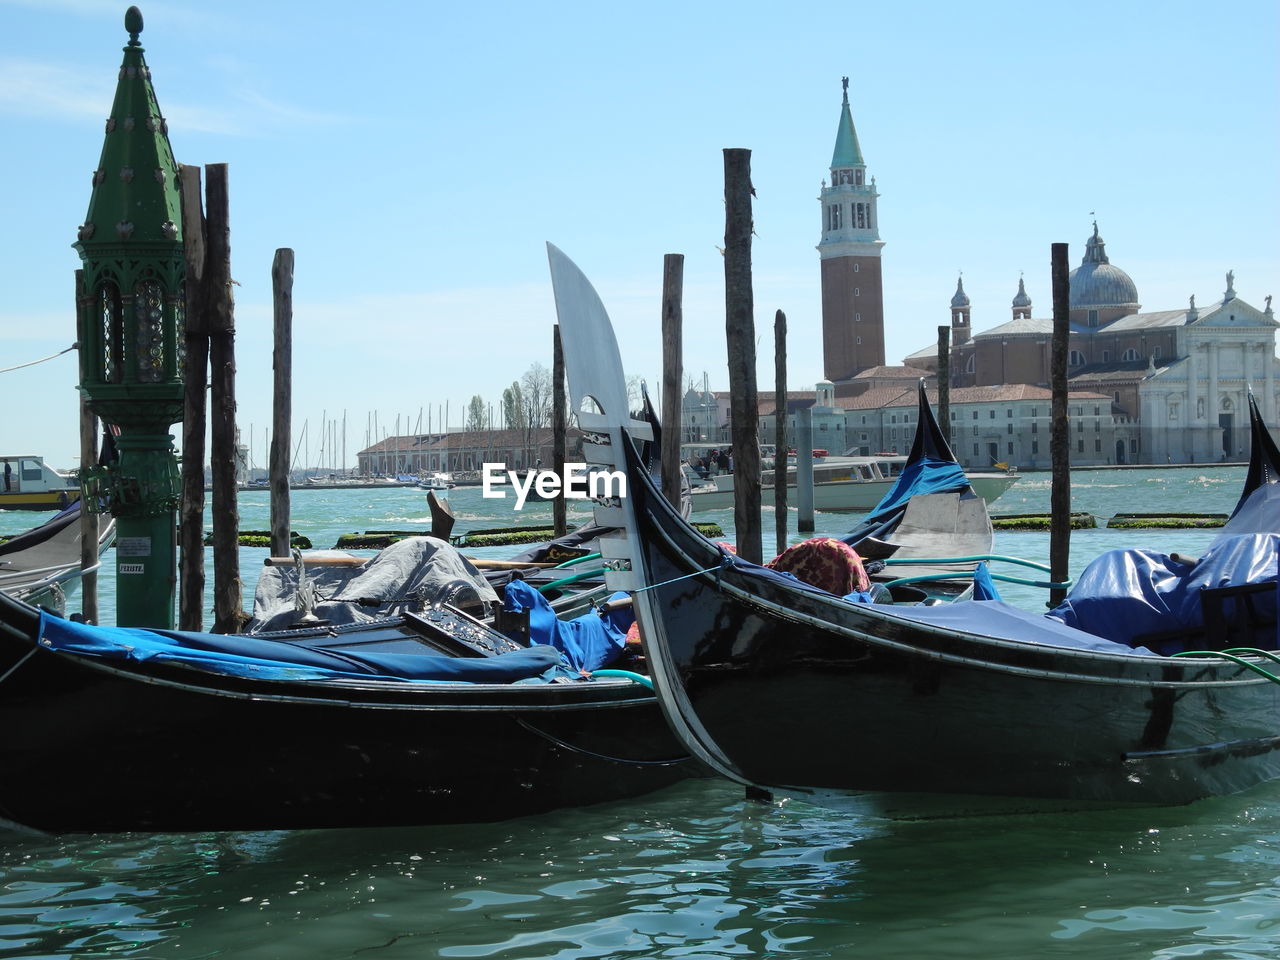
(950, 275, 970, 308)
(1069, 223, 1139, 309)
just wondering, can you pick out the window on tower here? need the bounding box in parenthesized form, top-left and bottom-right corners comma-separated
(855, 169, 864, 185)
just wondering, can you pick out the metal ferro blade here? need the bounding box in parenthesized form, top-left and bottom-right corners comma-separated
(545, 242, 631, 428)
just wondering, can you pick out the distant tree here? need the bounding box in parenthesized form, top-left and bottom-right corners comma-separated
(521, 363, 552, 431)
(502, 381, 527, 432)
(465, 395, 488, 433)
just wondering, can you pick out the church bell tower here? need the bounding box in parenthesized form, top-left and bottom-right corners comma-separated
(819, 77, 885, 382)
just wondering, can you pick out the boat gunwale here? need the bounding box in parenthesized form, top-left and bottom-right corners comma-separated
(627, 428, 1274, 690)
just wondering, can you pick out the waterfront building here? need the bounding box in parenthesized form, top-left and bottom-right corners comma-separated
(356, 428, 579, 477)
(905, 225, 1278, 464)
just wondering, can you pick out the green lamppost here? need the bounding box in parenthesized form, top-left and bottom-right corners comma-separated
(73, 6, 184, 627)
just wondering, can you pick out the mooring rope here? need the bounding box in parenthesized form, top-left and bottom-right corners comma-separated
(0, 343, 77, 375)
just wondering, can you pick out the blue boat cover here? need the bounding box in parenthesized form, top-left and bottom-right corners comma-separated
(722, 547, 1149, 654)
(502, 580, 632, 673)
(859, 597, 1156, 655)
(37, 612, 563, 684)
(1047, 533, 1279, 648)
(972, 561, 1001, 601)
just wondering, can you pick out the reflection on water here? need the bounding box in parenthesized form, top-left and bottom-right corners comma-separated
(3, 780, 1279, 960)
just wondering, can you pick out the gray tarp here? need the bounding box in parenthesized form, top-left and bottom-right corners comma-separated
(246, 536, 499, 633)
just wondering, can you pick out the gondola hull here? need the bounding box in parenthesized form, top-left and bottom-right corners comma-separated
(0, 597, 694, 833)
(624, 439, 1280, 809)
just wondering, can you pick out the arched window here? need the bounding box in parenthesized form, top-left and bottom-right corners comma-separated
(1121, 348, 1139, 361)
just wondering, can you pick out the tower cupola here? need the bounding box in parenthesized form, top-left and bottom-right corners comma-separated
(1011, 276, 1032, 319)
(950, 274, 972, 346)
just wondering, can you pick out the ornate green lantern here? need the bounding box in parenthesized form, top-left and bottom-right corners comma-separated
(73, 6, 185, 627)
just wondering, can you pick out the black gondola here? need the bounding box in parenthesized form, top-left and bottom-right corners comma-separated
(0, 534, 695, 833)
(548, 242, 1280, 813)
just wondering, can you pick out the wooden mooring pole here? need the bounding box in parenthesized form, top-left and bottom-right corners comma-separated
(270, 248, 294, 559)
(774, 309, 788, 555)
(74, 270, 100, 625)
(552, 326, 567, 537)
(205, 164, 244, 633)
(178, 165, 209, 632)
(723, 148, 761, 565)
(937, 325, 951, 447)
(660, 254, 684, 509)
(1049, 243, 1071, 607)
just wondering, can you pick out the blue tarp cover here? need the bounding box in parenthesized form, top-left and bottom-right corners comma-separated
(722, 547, 1149, 654)
(37, 612, 563, 684)
(1048, 533, 1279, 647)
(502, 580, 632, 673)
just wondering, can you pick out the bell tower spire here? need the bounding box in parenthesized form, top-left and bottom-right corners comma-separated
(818, 77, 885, 382)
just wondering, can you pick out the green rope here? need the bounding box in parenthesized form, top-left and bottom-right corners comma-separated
(1170, 648, 1280, 685)
(590, 669, 654, 689)
(885, 571, 1072, 591)
(555, 552, 602, 569)
(537, 567, 607, 593)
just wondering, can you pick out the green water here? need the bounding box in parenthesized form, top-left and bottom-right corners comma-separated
(2, 465, 1276, 959)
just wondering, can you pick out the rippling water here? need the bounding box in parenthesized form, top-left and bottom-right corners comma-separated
(3, 780, 1278, 959)
(3, 465, 1276, 959)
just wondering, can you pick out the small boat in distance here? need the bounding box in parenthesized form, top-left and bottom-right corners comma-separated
(548, 241, 1280, 814)
(686, 450, 1018, 513)
(418, 472, 455, 490)
(0, 456, 80, 511)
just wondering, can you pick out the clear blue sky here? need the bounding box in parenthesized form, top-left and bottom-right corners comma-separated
(3, 0, 1277, 471)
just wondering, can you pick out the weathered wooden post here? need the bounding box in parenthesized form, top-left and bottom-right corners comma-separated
(1050, 243, 1071, 607)
(796, 407, 815, 533)
(937, 325, 950, 446)
(178, 165, 208, 631)
(270, 249, 294, 559)
(74, 8, 185, 628)
(774, 309, 788, 555)
(552, 325, 567, 537)
(660, 254, 684, 509)
(75, 268, 100, 624)
(723, 148, 761, 565)
(205, 164, 244, 633)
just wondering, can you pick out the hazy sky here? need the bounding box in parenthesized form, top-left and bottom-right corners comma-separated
(2, 0, 1277, 470)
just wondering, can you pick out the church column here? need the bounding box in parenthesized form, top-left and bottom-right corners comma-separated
(1208, 343, 1220, 458)
(1265, 342, 1275, 423)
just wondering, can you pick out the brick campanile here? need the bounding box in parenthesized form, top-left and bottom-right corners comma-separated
(818, 77, 885, 381)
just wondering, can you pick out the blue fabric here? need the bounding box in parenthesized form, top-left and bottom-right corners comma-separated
(1047, 533, 1279, 647)
(37, 612, 563, 684)
(860, 598, 1154, 655)
(503, 580, 631, 673)
(972, 562, 1001, 601)
(723, 546, 1142, 654)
